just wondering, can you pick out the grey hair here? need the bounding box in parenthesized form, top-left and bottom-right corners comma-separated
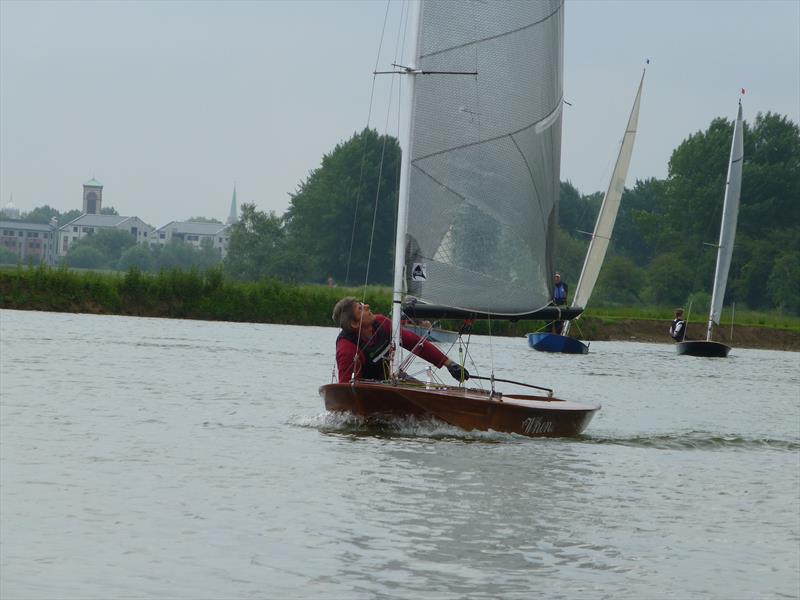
(332, 297, 359, 330)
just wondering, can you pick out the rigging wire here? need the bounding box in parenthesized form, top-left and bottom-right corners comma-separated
(338, 1, 393, 380)
(344, 0, 392, 288)
(360, 0, 408, 302)
(344, 1, 409, 381)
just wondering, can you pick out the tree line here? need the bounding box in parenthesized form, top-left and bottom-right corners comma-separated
(3, 113, 797, 315)
(223, 114, 797, 315)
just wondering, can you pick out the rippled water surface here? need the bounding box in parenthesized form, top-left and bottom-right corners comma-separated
(1, 309, 799, 599)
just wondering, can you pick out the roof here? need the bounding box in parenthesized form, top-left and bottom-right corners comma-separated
(60, 214, 152, 230)
(0, 220, 55, 232)
(156, 221, 230, 235)
(84, 178, 103, 187)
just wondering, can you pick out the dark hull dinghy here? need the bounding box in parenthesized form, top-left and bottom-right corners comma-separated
(676, 340, 731, 358)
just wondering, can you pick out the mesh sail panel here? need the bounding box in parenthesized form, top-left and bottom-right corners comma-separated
(404, 0, 563, 315)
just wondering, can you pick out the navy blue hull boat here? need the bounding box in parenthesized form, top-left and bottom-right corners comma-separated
(527, 332, 589, 354)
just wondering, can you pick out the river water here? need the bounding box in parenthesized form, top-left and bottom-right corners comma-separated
(1, 309, 798, 599)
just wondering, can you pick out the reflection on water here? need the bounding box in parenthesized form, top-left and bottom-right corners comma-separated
(1, 309, 798, 599)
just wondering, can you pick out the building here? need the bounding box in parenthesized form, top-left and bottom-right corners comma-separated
(151, 221, 231, 259)
(83, 178, 103, 214)
(227, 185, 238, 225)
(0, 218, 59, 265)
(58, 214, 154, 257)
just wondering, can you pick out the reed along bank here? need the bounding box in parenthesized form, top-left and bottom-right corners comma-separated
(1, 266, 798, 351)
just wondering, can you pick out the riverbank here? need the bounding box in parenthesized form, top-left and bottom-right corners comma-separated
(564, 317, 800, 352)
(1, 266, 798, 351)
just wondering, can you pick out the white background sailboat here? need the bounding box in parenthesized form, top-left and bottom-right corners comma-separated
(677, 100, 744, 358)
(528, 69, 645, 354)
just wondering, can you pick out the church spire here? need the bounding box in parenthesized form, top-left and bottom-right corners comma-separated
(227, 183, 238, 224)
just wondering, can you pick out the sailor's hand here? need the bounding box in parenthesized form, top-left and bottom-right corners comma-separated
(446, 362, 470, 381)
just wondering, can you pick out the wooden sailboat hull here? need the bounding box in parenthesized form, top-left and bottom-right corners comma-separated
(320, 381, 600, 437)
(527, 332, 589, 354)
(676, 340, 731, 357)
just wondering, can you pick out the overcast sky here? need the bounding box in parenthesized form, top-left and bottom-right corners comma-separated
(1, 0, 798, 227)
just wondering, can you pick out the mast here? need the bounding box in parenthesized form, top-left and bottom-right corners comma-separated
(706, 100, 744, 341)
(390, 0, 422, 378)
(563, 69, 645, 336)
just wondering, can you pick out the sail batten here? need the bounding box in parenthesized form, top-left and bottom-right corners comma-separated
(403, 0, 565, 316)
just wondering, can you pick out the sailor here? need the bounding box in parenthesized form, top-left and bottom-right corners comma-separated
(552, 272, 568, 305)
(669, 308, 687, 342)
(332, 297, 469, 383)
(551, 272, 568, 334)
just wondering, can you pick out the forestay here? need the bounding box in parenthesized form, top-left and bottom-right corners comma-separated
(403, 0, 564, 316)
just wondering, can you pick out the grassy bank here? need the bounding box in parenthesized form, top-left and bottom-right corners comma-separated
(1, 266, 798, 350)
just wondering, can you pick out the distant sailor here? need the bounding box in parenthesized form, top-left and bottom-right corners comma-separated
(551, 272, 568, 334)
(332, 297, 469, 383)
(552, 272, 568, 306)
(669, 308, 687, 342)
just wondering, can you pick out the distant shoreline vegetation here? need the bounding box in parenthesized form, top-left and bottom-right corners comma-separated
(1, 266, 798, 347)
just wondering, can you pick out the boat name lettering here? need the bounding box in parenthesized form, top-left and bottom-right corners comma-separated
(522, 417, 554, 435)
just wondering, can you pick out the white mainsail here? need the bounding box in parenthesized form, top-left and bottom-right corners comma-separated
(397, 0, 565, 318)
(563, 70, 645, 337)
(706, 101, 744, 341)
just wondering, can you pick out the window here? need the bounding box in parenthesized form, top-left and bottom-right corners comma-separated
(73, 226, 78, 232)
(187, 235, 198, 241)
(159, 232, 165, 239)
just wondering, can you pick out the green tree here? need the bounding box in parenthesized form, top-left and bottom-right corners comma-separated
(0, 247, 18, 264)
(283, 128, 400, 285)
(594, 255, 645, 305)
(187, 216, 222, 223)
(65, 245, 107, 269)
(645, 252, 694, 305)
(100, 206, 119, 215)
(155, 241, 204, 271)
(58, 209, 82, 226)
(614, 178, 666, 265)
(738, 112, 800, 238)
(768, 251, 800, 313)
(70, 229, 136, 263)
(22, 205, 61, 224)
(225, 204, 291, 281)
(117, 244, 155, 271)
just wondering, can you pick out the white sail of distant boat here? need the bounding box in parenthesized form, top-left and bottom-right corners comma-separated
(707, 101, 744, 339)
(562, 71, 645, 337)
(677, 100, 743, 358)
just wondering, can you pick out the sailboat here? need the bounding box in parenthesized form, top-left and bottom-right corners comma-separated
(528, 69, 645, 354)
(677, 100, 744, 358)
(320, 0, 600, 437)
